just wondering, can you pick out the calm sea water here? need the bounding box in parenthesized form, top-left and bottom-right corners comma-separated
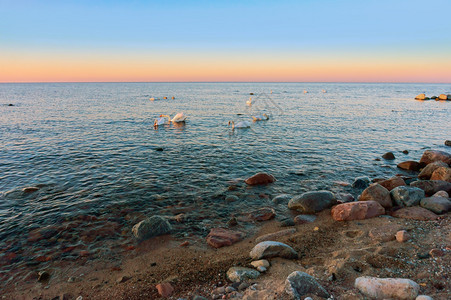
(0, 82, 450, 280)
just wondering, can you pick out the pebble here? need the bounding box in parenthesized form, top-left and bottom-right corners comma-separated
(116, 275, 131, 283)
(226, 267, 260, 283)
(355, 276, 420, 300)
(38, 270, 50, 282)
(250, 259, 270, 268)
(285, 271, 330, 299)
(429, 248, 446, 258)
(396, 230, 410, 242)
(156, 282, 174, 297)
(76, 297, 83, 300)
(416, 295, 433, 300)
(250, 241, 298, 259)
(256, 266, 267, 272)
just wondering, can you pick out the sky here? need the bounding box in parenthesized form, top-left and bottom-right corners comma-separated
(1, 0, 451, 83)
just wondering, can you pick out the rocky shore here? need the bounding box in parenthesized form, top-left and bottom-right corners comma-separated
(2, 149, 451, 300)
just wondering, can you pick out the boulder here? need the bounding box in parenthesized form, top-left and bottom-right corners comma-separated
(132, 216, 172, 240)
(391, 207, 438, 221)
(272, 194, 291, 204)
(355, 277, 419, 300)
(430, 166, 451, 182)
(382, 152, 395, 160)
(352, 176, 371, 189)
(335, 192, 355, 203)
(414, 94, 426, 100)
(226, 267, 260, 283)
(438, 94, 447, 100)
(331, 201, 385, 221)
(206, 228, 244, 248)
(250, 241, 298, 260)
(248, 207, 276, 221)
(390, 186, 425, 207)
(397, 161, 423, 171)
(419, 150, 451, 165)
(245, 172, 276, 185)
(446, 140, 451, 147)
(378, 176, 406, 191)
(359, 183, 392, 208)
(420, 197, 451, 214)
(410, 180, 451, 195)
(288, 191, 337, 213)
(285, 271, 330, 299)
(418, 161, 448, 179)
(255, 228, 296, 243)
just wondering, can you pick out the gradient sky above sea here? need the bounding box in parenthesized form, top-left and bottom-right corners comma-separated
(1, 0, 451, 83)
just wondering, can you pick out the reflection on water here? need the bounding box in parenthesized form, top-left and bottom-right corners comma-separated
(0, 82, 450, 281)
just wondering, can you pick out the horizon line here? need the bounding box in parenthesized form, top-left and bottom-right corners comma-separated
(1, 81, 450, 84)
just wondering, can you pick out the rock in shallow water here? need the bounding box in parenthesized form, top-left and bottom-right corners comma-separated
(226, 267, 260, 282)
(288, 191, 337, 213)
(397, 161, 423, 171)
(382, 152, 395, 160)
(331, 201, 385, 221)
(132, 216, 172, 240)
(420, 150, 451, 165)
(244, 172, 276, 185)
(352, 176, 370, 189)
(285, 271, 330, 299)
(272, 194, 291, 204)
(355, 276, 420, 300)
(250, 241, 298, 259)
(390, 186, 425, 207)
(359, 183, 392, 208)
(248, 207, 276, 221)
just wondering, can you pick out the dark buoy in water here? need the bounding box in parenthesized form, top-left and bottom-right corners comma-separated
(155, 147, 164, 151)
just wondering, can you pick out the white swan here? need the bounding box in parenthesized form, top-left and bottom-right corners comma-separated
(161, 112, 187, 123)
(154, 115, 170, 128)
(246, 97, 252, 106)
(252, 113, 269, 121)
(228, 120, 251, 130)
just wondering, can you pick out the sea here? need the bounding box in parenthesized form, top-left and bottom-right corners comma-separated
(0, 82, 450, 283)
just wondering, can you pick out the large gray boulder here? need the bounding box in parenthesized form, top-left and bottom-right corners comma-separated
(420, 197, 451, 214)
(390, 186, 425, 207)
(410, 180, 451, 195)
(288, 191, 337, 214)
(285, 271, 330, 299)
(132, 216, 172, 240)
(250, 241, 298, 260)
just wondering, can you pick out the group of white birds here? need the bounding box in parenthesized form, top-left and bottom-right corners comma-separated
(153, 112, 187, 128)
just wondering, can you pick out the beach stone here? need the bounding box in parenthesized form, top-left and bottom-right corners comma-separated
(250, 241, 298, 260)
(226, 267, 260, 283)
(116, 275, 131, 283)
(420, 150, 451, 165)
(206, 228, 244, 248)
(369, 224, 402, 242)
(396, 230, 410, 242)
(429, 248, 446, 258)
(420, 197, 451, 214)
(416, 296, 433, 300)
(156, 282, 174, 298)
(288, 191, 337, 213)
(244, 172, 276, 185)
(22, 187, 40, 193)
(294, 214, 317, 224)
(446, 140, 451, 147)
(352, 176, 371, 189)
(248, 207, 275, 221)
(391, 207, 438, 221)
(430, 166, 451, 182)
(132, 216, 172, 240)
(251, 259, 270, 268)
(331, 201, 385, 221)
(438, 94, 447, 100)
(397, 161, 423, 171)
(359, 183, 392, 208)
(432, 190, 449, 198)
(285, 271, 330, 299)
(272, 194, 291, 204)
(415, 94, 426, 100)
(38, 271, 50, 282)
(410, 180, 451, 195)
(255, 228, 296, 243)
(418, 161, 448, 179)
(335, 192, 354, 203)
(390, 186, 425, 207)
(382, 152, 395, 160)
(378, 176, 406, 191)
(225, 195, 239, 202)
(355, 277, 419, 300)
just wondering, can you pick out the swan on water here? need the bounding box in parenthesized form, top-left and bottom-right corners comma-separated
(246, 97, 252, 106)
(154, 115, 170, 128)
(228, 120, 251, 130)
(161, 112, 187, 123)
(252, 113, 269, 121)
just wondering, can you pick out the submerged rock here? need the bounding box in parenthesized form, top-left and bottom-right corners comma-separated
(390, 186, 425, 207)
(382, 152, 395, 160)
(288, 191, 337, 213)
(420, 197, 451, 214)
(359, 183, 392, 208)
(397, 161, 423, 171)
(418, 161, 448, 180)
(250, 241, 298, 259)
(206, 228, 244, 248)
(22, 187, 40, 193)
(285, 271, 330, 299)
(355, 276, 419, 300)
(244, 172, 276, 185)
(272, 194, 291, 204)
(331, 201, 385, 221)
(226, 267, 260, 283)
(419, 150, 451, 165)
(132, 216, 172, 240)
(352, 176, 371, 189)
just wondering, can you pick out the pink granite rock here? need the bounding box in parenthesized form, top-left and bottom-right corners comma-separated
(206, 228, 244, 248)
(245, 172, 276, 185)
(331, 201, 385, 221)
